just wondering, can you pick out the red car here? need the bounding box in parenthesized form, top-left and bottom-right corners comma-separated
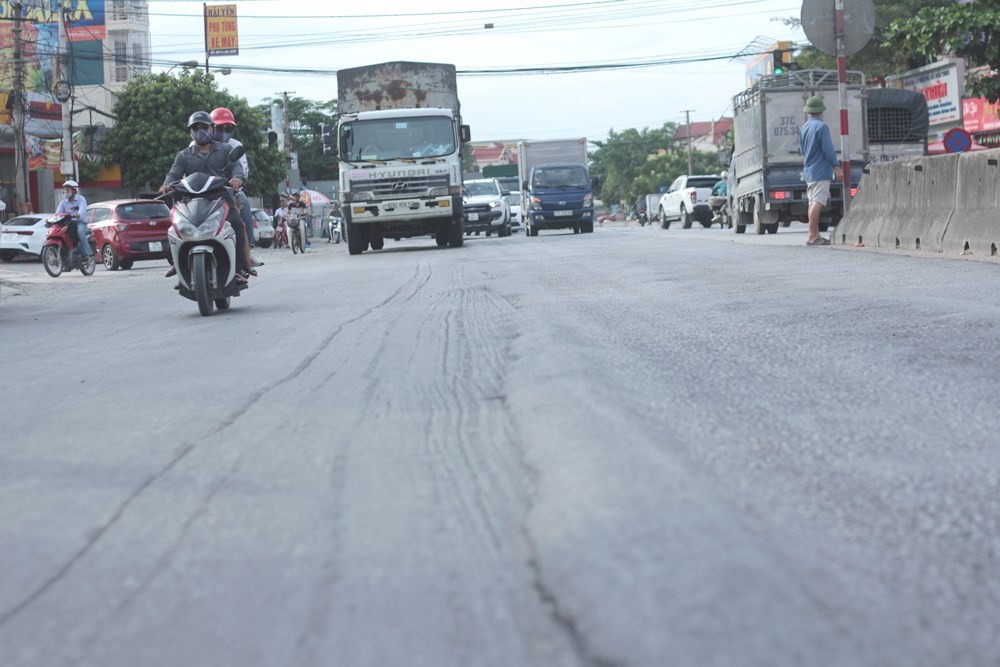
(86, 199, 171, 271)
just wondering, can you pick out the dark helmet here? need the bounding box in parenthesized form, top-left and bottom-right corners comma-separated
(187, 111, 214, 129)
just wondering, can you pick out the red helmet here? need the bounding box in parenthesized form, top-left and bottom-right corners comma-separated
(210, 107, 236, 126)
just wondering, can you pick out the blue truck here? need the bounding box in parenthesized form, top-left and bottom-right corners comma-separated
(517, 138, 597, 236)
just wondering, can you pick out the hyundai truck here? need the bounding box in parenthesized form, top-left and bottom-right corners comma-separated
(333, 61, 471, 254)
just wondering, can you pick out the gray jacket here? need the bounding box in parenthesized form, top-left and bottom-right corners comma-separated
(163, 141, 245, 187)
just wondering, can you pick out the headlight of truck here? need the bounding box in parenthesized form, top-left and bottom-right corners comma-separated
(349, 191, 373, 202)
(488, 199, 502, 208)
(530, 196, 542, 211)
(429, 187, 450, 197)
(583, 194, 593, 208)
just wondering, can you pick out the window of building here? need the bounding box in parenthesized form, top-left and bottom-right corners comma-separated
(114, 40, 128, 82)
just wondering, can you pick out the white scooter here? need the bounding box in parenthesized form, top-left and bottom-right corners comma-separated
(326, 211, 343, 244)
(287, 211, 307, 254)
(163, 147, 248, 316)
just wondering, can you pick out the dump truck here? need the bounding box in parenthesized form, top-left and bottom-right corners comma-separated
(333, 61, 471, 254)
(730, 69, 868, 234)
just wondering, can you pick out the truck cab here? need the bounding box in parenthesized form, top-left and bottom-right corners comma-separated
(523, 162, 595, 236)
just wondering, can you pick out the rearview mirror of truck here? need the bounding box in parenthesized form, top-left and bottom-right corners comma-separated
(591, 176, 600, 189)
(460, 125, 471, 143)
(717, 149, 731, 165)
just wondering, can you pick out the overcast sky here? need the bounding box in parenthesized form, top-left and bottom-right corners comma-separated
(148, 0, 805, 142)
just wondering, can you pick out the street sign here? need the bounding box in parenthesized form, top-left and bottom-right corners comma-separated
(943, 128, 973, 153)
(801, 0, 876, 57)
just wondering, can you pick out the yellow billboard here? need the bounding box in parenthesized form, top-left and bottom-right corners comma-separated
(204, 4, 238, 57)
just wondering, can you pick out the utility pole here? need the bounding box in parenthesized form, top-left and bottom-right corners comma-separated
(278, 91, 296, 191)
(56, 4, 76, 184)
(682, 109, 695, 177)
(11, 2, 29, 213)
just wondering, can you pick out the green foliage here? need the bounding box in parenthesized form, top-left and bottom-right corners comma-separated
(101, 70, 286, 197)
(257, 96, 338, 181)
(887, 2, 1000, 102)
(780, 0, 952, 79)
(589, 124, 719, 207)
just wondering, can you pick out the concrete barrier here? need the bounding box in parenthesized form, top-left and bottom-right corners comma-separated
(834, 150, 997, 255)
(877, 155, 956, 253)
(941, 150, 1000, 258)
(833, 159, 897, 247)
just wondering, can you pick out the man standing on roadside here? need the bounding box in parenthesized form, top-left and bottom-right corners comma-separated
(799, 95, 842, 246)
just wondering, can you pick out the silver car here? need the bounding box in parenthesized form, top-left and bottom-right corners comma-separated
(251, 209, 275, 248)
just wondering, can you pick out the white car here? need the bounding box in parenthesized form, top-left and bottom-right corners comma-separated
(0, 213, 54, 261)
(462, 178, 511, 237)
(251, 209, 275, 248)
(507, 191, 523, 232)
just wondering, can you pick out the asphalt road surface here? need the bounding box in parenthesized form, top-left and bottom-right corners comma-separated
(2, 224, 998, 667)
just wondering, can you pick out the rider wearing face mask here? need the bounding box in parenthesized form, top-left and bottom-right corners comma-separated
(210, 107, 261, 267)
(160, 111, 251, 282)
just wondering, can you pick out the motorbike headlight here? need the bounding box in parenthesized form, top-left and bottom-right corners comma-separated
(174, 207, 224, 241)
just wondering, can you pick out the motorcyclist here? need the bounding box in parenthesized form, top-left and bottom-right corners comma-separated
(160, 111, 250, 283)
(55, 180, 89, 258)
(210, 107, 262, 268)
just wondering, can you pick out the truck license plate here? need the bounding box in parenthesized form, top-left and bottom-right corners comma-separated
(467, 213, 479, 221)
(148, 241, 162, 252)
(554, 210, 572, 217)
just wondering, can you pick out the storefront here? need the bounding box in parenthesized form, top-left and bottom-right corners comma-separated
(963, 97, 1000, 147)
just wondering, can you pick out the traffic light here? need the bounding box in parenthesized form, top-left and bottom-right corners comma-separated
(772, 49, 786, 75)
(321, 123, 334, 156)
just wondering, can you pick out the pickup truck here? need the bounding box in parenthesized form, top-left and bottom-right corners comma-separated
(657, 174, 719, 229)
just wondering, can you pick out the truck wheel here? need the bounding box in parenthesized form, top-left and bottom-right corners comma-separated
(347, 222, 368, 255)
(448, 215, 464, 247)
(370, 238, 384, 250)
(765, 223, 779, 234)
(435, 223, 449, 246)
(584, 222, 594, 233)
(528, 224, 538, 237)
(680, 206, 693, 229)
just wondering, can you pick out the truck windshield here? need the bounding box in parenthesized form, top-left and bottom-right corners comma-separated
(532, 166, 588, 189)
(340, 116, 455, 161)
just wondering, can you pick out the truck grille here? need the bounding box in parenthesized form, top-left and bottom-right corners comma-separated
(363, 174, 450, 199)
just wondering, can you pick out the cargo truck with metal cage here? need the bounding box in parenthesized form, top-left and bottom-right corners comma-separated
(729, 69, 868, 235)
(331, 61, 472, 254)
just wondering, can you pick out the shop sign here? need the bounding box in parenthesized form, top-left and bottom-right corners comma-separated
(963, 97, 1000, 134)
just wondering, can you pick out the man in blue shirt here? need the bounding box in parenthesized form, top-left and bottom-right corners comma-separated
(799, 96, 843, 246)
(55, 180, 89, 258)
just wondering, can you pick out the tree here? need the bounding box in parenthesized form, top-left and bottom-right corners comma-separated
(780, 0, 952, 79)
(886, 2, 1000, 102)
(101, 70, 286, 197)
(257, 96, 338, 182)
(589, 124, 718, 208)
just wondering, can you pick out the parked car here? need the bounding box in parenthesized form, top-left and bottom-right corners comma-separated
(86, 199, 171, 271)
(462, 178, 511, 237)
(251, 209, 274, 248)
(0, 213, 54, 261)
(507, 191, 523, 232)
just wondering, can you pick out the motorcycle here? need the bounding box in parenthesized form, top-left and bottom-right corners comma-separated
(162, 146, 248, 316)
(272, 218, 288, 249)
(326, 212, 343, 244)
(637, 208, 648, 226)
(41, 212, 97, 277)
(287, 211, 307, 254)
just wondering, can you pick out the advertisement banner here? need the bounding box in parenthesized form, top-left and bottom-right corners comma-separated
(25, 131, 84, 171)
(888, 59, 965, 128)
(205, 4, 238, 57)
(962, 98, 1000, 134)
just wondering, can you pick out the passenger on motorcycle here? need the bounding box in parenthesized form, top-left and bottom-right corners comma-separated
(160, 111, 250, 283)
(55, 180, 90, 258)
(211, 107, 261, 268)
